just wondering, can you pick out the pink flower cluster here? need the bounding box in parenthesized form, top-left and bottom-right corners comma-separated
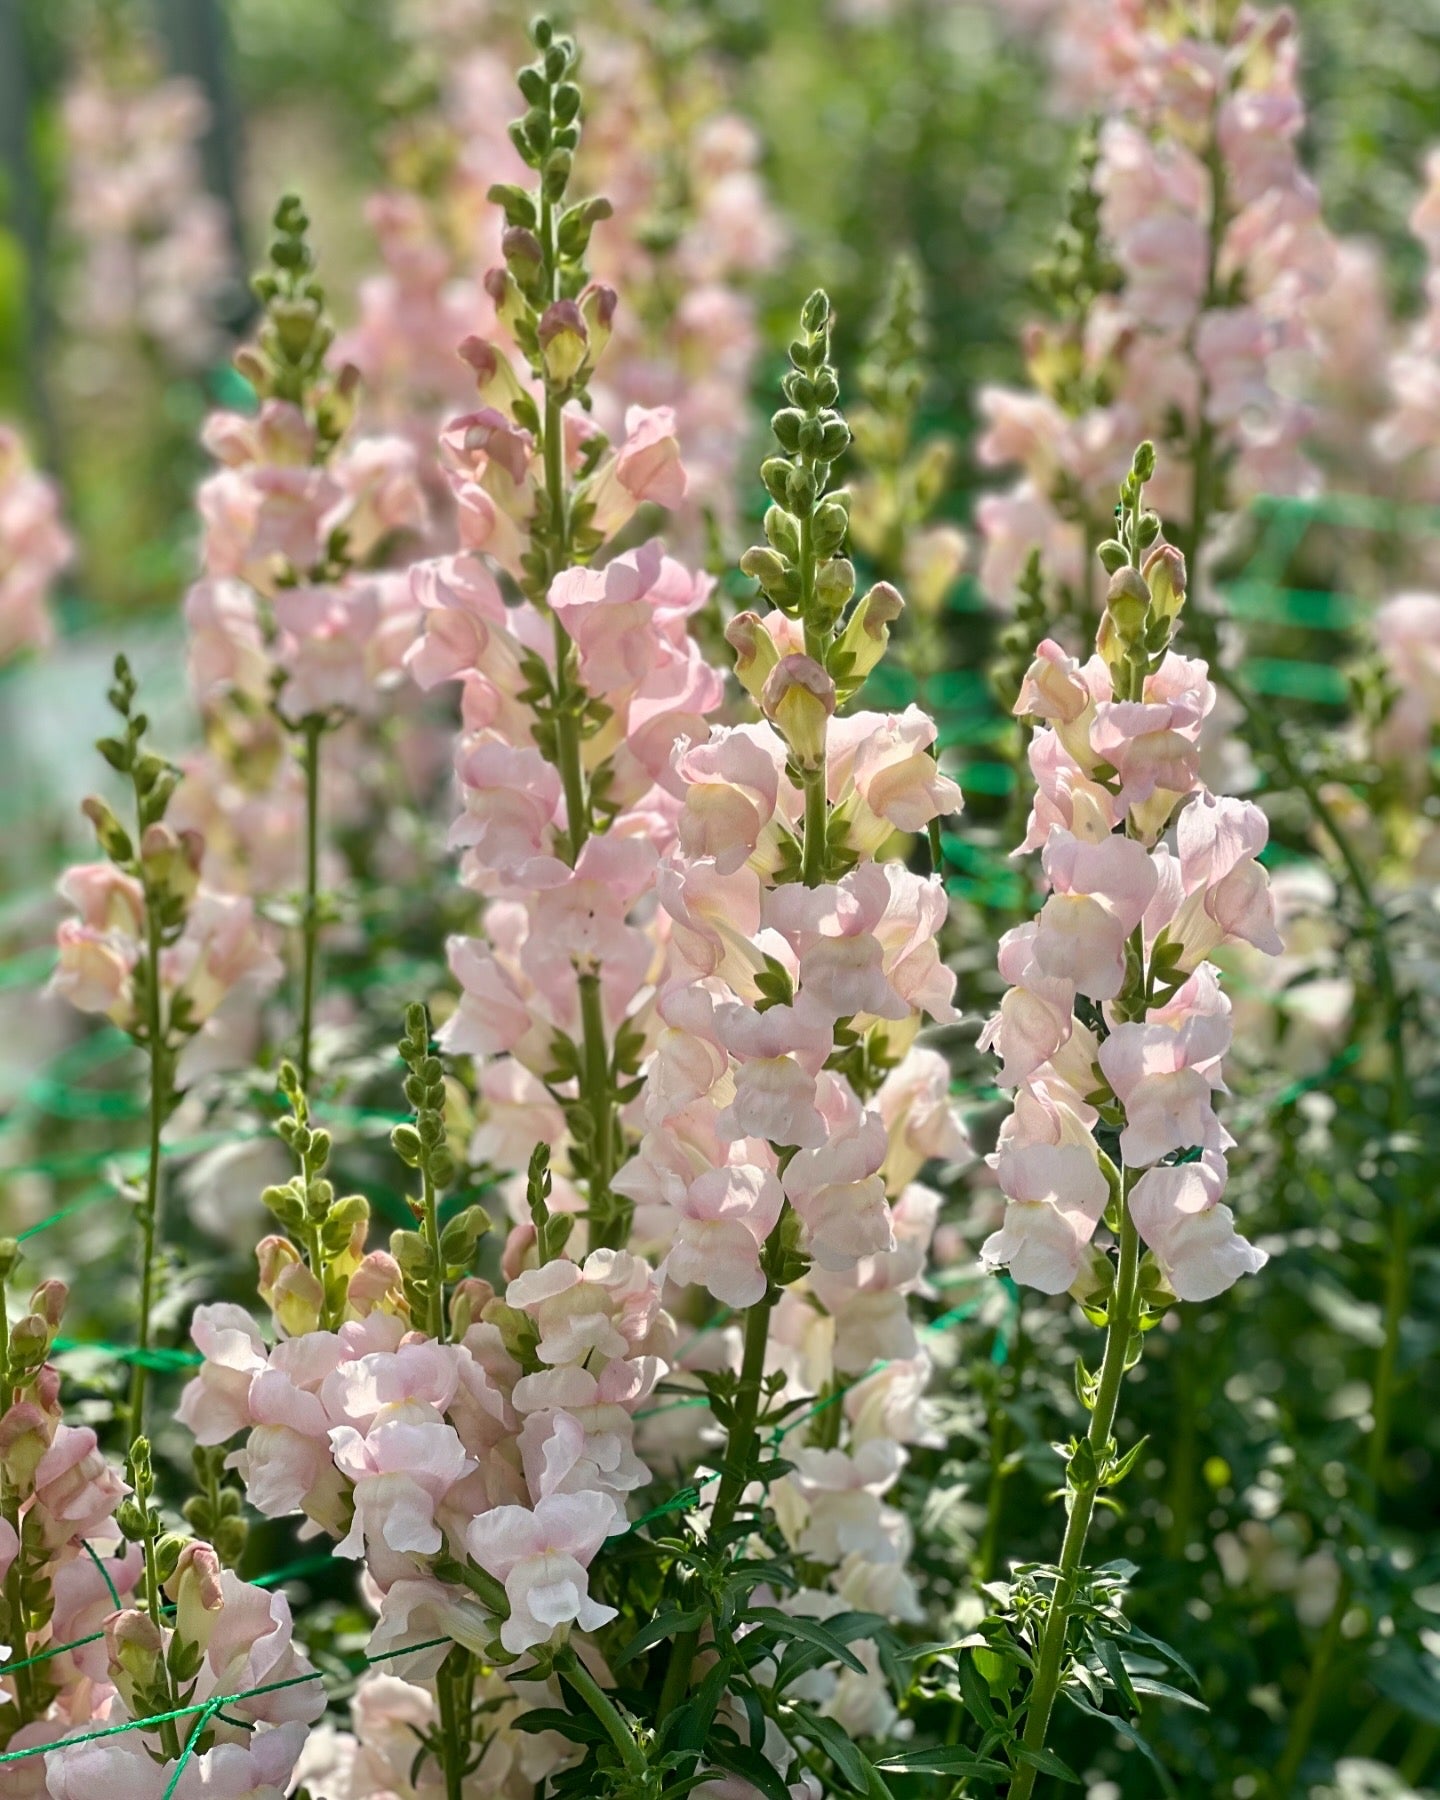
(343, 13, 781, 548)
(0, 427, 73, 665)
(44, 1547, 324, 1799)
(50, 844, 282, 1080)
(981, 552, 1278, 1302)
(177, 1243, 666, 1782)
(1373, 151, 1440, 496)
(177, 382, 431, 897)
(976, 3, 1337, 604)
(59, 64, 232, 371)
(0, 1284, 142, 1785)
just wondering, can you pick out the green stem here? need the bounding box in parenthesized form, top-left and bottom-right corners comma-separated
(562, 1649, 648, 1786)
(297, 716, 325, 1096)
(659, 1241, 784, 1723)
(1010, 1204, 1141, 1800)
(1, 1285, 37, 1726)
(436, 1646, 472, 1800)
(139, 1516, 183, 1760)
(800, 766, 828, 889)
(1270, 1580, 1347, 1798)
(976, 1383, 1011, 1585)
(420, 1163, 446, 1342)
(128, 904, 168, 1442)
(577, 971, 621, 1249)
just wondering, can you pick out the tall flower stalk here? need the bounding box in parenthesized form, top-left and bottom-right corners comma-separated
(53, 657, 278, 1440)
(981, 444, 1277, 1793)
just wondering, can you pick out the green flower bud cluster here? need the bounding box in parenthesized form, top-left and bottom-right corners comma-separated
(263, 1062, 371, 1331)
(237, 193, 358, 457)
(83, 656, 203, 1046)
(2, 1277, 65, 1388)
(848, 255, 955, 600)
(183, 1445, 249, 1570)
(488, 22, 614, 404)
(1033, 128, 1122, 327)
(742, 290, 854, 641)
(525, 1141, 573, 1267)
(993, 549, 1053, 718)
(1095, 442, 1187, 701)
(391, 1004, 490, 1338)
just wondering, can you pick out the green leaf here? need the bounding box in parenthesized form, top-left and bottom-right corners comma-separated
(745, 1606, 867, 1674)
(1093, 1634, 1141, 1714)
(706, 1739, 793, 1800)
(1060, 1691, 1176, 1797)
(1115, 1622, 1201, 1692)
(1104, 1434, 1149, 1487)
(789, 1702, 870, 1791)
(1014, 1744, 1080, 1782)
(874, 1746, 1011, 1780)
(959, 1653, 1001, 1731)
(511, 1707, 605, 1743)
(612, 1607, 709, 1668)
(1129, 1678, 1208, 1713)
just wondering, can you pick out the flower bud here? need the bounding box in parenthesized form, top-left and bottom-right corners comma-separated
(256, 1236, 324, 1337)
(0, 1402, 53, 1491)
(724, 611, 781, 703)
(579, 283, 617, 362)
(345, 1250, 406, 1319)
(834, 581, 904, 689)
(761, 655, 836, 771)
(165, 1540, 225, 1655)
(501, 226, 544, 290)
(483, 266, 528, 336)
(456, 337, 528, 414)
(448, 1276, 495, 1339)
(81, 795, 134, 864)
(28, 1279, 67, 1332)
(106, 1609, 165, 1711)
(1098, 567, 1152, 670)
(140, 823, 201, 908)
(739, 545, 800, 609)
(538, 299, 589, 387)
(7, 1314, 52, 1375)
(1141, 541, 1187, 622)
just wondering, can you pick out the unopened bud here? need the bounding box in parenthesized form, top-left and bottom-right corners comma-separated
(537, 299, 588, 386)
(761, 655, 836, 771)
(165, 1540, 225, 1654)
(1141, 541, 1187, 622)
(106, 1609, 165, 1710)
(834, 581, 904, 688)
(345, 1250, 405, 1319)
(0, 1402, 52, 1490)
(1104, 567, 1151, 642)
(483, 266, 527, 336)
(725, 610, 781, 702)
(579, 283, 617, 362)
(81, 795, 134, 864)
(457, 336, 528, 413)
(256, 1236, 324, 1336)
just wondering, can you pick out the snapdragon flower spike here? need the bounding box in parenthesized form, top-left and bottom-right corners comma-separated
(975, 4, 1338, 613)
(0, 1261, 145, 1763)
(981, 443, 1274, 1305)
(613, 290, 967, 1702)
(0, 424, 74, 665)
(59, 48, 233, 373)
(42, 1542, 324, 1797)
(407, 22, 722, 1263)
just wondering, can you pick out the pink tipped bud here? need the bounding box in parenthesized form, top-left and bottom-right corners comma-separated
(761, 654, 836, 771)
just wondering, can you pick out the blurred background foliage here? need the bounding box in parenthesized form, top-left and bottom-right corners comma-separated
(6, 0, 1440, 630)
